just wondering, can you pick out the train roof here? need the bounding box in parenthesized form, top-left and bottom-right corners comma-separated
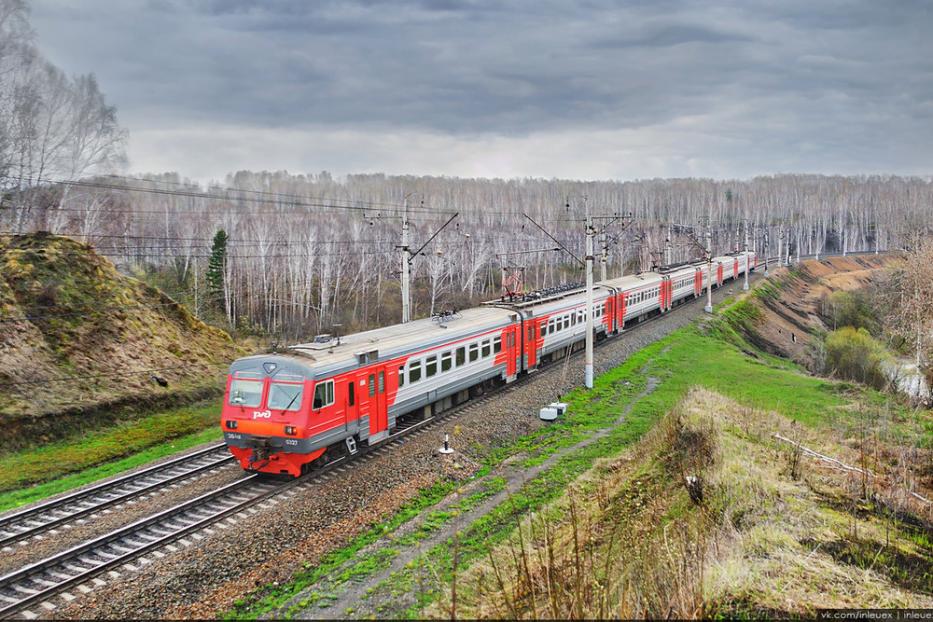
(230, 306, 516, 380)
(597, 271, 663, 291)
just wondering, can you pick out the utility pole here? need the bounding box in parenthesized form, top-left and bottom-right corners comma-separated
(704, 219, 713, 314)
(664, 224, 673, 267)
(400, 200, 411, 323)
(743, 218, 750, 291)
(584, 210, 595, 389)
(763, 229, 769, 276)
(395, 196, 458, 324)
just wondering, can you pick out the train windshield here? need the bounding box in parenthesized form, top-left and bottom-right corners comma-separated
(268, 382, 303, 411)
(229, 379, 262, 407)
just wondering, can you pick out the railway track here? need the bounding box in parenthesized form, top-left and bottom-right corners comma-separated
(0, 443, 234, 552)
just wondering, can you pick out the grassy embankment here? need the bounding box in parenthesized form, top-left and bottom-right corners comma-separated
(435, 388, 932, 618)
(227, 283, 929, 619)
(0, 401, 223, 512)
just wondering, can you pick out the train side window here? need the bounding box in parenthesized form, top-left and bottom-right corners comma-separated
(426, 355, 438, 377)
(409, 361, 422, 383)
(481, 340, 491, 358)
(312, 380, 334, 409)
(368, 374, 375, 397)
(441, 351, 452, 372)
(469, 343, 479, 362)
(456, 346, 466, 366)
(348, 381, 355, 406)
(493, 337, 502, 354)
(378, 371, 385, 393)
(540, 325, 546, 339)
(398, 366, 405, 387)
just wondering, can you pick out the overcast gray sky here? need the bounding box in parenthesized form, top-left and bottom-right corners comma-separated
(29, 0, 933, 182)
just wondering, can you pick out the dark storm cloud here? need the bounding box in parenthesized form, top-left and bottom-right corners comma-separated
(27, 0, 933, 178)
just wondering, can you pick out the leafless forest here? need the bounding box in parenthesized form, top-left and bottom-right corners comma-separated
(3, 171, 928, 338)
(1, 0, 931, 339)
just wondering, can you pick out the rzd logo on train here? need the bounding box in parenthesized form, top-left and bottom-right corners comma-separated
(252, 410, 272, 419)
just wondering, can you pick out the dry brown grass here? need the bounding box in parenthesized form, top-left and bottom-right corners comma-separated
(431, 388, 933, 619)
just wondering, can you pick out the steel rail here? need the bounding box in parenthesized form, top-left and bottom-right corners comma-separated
(0, 443, 232, 550)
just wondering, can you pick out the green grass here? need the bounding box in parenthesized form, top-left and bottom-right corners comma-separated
(0, 401, 221, 510)
(224, 479, 459, 619)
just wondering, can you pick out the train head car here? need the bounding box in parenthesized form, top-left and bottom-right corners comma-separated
(222, 353, 324, 477)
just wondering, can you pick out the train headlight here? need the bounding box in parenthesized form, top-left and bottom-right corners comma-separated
(225, 420, 237, 429)
(285, 425, 297, 436)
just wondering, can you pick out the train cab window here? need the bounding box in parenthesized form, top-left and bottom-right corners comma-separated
(481, 340, 491, 358)
(268, 382, 303, 411)
(378, 371, 385, 393)
(368, 374, 376, 397)
(426, 355, 438, 377)
(312, 380, 334, 409)
(469, 343, 479, 362)
(409, 361, 422, 383)
(441, 352, 453, 372)
(348, 381, 356, 405)
(229, 379, 263, 407)
(456, 347, 466, 366)
(493, 337, 502, 354)
(398, 366, 405, 387)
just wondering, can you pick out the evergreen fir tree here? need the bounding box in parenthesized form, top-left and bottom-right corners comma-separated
(207, 229, 227, 310)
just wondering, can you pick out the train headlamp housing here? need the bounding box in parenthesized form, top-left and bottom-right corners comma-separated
(285, 425, 297, 436)
(225, 420, 237, 429)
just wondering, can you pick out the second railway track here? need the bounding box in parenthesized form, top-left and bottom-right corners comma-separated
(0, 442, 234, 551)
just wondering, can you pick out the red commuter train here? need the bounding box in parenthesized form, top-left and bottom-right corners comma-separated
(220, 251, 756, 476)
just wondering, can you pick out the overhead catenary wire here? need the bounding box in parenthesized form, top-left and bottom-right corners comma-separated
(3, 175, 460, 216)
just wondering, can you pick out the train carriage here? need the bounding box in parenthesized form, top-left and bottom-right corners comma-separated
(598, 272, 664, 329)
(495, 285, 614, 369)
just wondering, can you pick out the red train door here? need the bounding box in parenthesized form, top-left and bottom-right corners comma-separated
(733, 259, 739, 279)
(694, 269, 703, 297)
(716, 263, 724, 286)
(619, 292, 627, 327)
(366, 368, 388, 441)
(344, 374, 358, 431)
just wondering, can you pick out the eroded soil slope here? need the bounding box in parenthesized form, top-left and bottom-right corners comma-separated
(0, 233, 237, 447)
(738, 254, 902, 367)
